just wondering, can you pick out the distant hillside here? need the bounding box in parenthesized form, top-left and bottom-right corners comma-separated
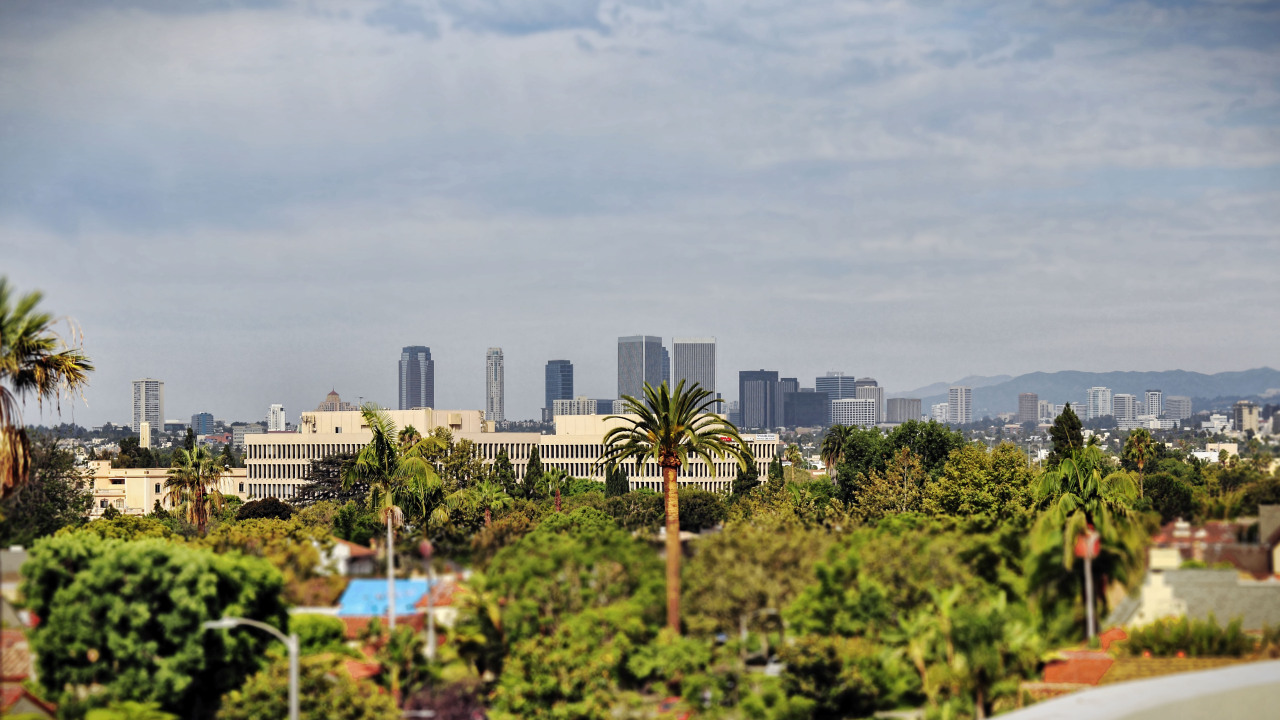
(891, 374, 1012, 399)
(913, 368, 1280, 417)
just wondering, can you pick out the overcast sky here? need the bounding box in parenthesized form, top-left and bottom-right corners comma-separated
(3, 0, 1278, 427)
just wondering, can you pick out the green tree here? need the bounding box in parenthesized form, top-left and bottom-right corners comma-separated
(200, 517, 341, 606)
(0, 277, 93, 501)
(922, 443, 1035, 519)
(600, 380, 751, 633)
(470, 479, 514, 526)
(293, 453, 361, 506)
(604, 464, 629, 497)
(523, 446, 544, 500)
(183, 428, 196, 452)
(290, 613, 348, 655)
(1123, 428, 1154, 498)
(820, 425, 855, 481)
(491, 447, 519, 497)
(766, 455, 785, 494)
(87, 701, 178, 720)
(0, 429, 91, 545)
(22, 534, 286, 718)
(235, 497, 294, 521)
(218, 654, 398, 720)
(677, 486, 728, 532)
(165, 445, 226, 534)
(848, 447, 925, 523)
(885, 420, 966, 478)
(1143, 472, 1196, 523)
(1047, 404, 1083, 466)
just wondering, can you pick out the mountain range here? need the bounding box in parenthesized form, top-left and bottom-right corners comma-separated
(891, 368, 1280, 417)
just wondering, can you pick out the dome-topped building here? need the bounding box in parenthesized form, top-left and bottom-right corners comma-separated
(315, 390, 357, 412)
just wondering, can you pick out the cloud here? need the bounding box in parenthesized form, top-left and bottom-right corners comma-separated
(365, 0, 439, 38)
(440, 0, 607, 35)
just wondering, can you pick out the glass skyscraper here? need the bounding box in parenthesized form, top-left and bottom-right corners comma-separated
(399, 346, 434, 410)
(617, 336, 665, 400)
(671, 337, 716, 396)
(544, 359, 574, 420)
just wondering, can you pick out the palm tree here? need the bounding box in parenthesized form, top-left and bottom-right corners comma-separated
(600, 380, 751, 634)
(820, 425, 853, 482)
(544, 467, 569, 513)
(1, 277, 93, 500)
(470, 480, 513, 526)
(165, 446, 225, 534)
(1124, 428, 1153, 498)
(1033, 445, 1143, 639)
(344, 404, 446, 631)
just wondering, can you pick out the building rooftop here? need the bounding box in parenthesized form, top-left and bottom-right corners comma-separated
(337, 578, 431, 617)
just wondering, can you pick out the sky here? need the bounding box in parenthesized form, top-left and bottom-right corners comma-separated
(2, 0, 1279, 427)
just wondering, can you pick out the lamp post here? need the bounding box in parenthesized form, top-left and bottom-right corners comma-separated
(1074, 524, 1101, 641)
(419, 539, 436, 662)
(203, 617, 298, 720)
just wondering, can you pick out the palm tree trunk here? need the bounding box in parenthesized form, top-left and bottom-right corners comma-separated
(976, 687, 986, 720)
(485, 507, 492, 526)
(387, 515, 396, 632)
(555, 486, 562, 513)
(663, 464, 681, 634)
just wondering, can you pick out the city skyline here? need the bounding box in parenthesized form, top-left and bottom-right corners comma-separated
(3, 2, 1275, 428)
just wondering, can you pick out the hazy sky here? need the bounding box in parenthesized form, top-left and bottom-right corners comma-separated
(3, 0, 1278, 427)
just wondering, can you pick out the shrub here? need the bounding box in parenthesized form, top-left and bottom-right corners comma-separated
(236, 497, 295, 521)
(1123, 615, 1256, 657)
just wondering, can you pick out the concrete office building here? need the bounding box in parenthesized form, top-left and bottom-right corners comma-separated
(855, 382, 884, 424)
(267, 404, 286, 432)
(661, 346, 670, 386)
(739, 370, 782, 429)
(618, 336, 665, 400)
(246, 409, 779, 498)
(1145, 390, 1163, 418)
(191, 412, 215, 436)
(1018, 393, 1039, 425)
(1233, 401, 1260, 434)
(399, 346, 435, 410)
(1039, 401, 1058, 423)
(672, 337, 716, 397)
(131, 378, 164, 433)
(544, 360, 574, 421)
(832, 398, 878, 427)
(232, 422, 265, 449)
(1166, 396, 1193, 422)
(317, 390, 358, 412)
(886, 398, 922, 424)
(553, 396, 599, 416)
(87, 459, 247, 519)
(1086, 387, 1113, 420)
(486, 347, 505, 422)
(1114, 394, 1138, 422)
(784, 389, 829, 427)
(948, 386, 972, 425)
(932, 403, 950, 422)
(815, 372, 858, 400)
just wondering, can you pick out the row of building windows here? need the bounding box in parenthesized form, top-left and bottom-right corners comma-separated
(245, 442, 364, 460)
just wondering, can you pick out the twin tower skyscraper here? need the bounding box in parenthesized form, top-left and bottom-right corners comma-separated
(400, 345, 504, 421)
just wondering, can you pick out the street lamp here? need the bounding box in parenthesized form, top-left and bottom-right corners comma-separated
(419, 539, 436, 662)
(203, 617, 299, 720)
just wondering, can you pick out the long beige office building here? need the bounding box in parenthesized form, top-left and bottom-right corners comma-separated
(244, 408, 779, 499)
(87, 459, 248, 518)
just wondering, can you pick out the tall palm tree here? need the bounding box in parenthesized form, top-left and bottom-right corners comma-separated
(470, 480, 513, 526)
(544, 467, 569, 513)
(600, 380, 751, 634)
(820, 424, 854, 482)
(344, 404, 446, 631)
(1033, 446, 1143, 639)
(165, 446, 225, 534)
(0, 277, 93, 500)
(1124, 428, 1153, 498)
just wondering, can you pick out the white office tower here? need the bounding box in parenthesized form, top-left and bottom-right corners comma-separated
(932, 403, 950, 422)
(1113, 394, 1138, 422)
(1038, 400, 1057, 423)
(671, 337, 716, 397)
(267, 404, 286, 431)
(1145, 390, 1163, 418)
(855, 384, 885, 424)
(948, 386, 972, 425)
(139, 421, 152, 449)
(485, 347, 505, 422)
(1086, 387, 1112, 420)
(832, 398, 878, 427)
(132, 378, 164, 433)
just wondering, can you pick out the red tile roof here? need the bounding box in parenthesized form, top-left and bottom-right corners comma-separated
(414, 580, 460, 610)
(1, 683, 56, 717)
(1042, 651, 1114, 685)
(340, 614, 425, 639)
(1, 630, 32, 682)
(334, 538, 376, 558)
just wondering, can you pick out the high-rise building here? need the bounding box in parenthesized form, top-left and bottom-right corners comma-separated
(544, 360, 574, 421)
(784, 389, 829, 427)
(855, 382, 884, 424)
(932, 403, 950, 422)
(132, 379, 164, 433)
(316, 390, 358, 412)
(1038, 401, 1057, 423)
(1165, 396, 1193, 422)
(815, 372, 858, 401)
(948, 386, 972, 425)
(1113, 394, 1138, 422)
(139, 421, 152, 449)
(191, 412, 215, 435)
(267, 404, 286, 431)
(1233, 400, 1260, 434)
(832, 398, 877, 427)
(739, 370, 782, 429)
(485, 348, 505, 422)
(1017, 393, 1039, 424)
(1085, 387, 1112, 420)
(885, 398, 922, 424)
(398, 346, 434, 410)
(618, 336, 665, 399)
(1145, 390, 1163, 418)
(671, 338, 717, 397)
(553, 396, 599, 416)
(661, 346, 670, 386)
